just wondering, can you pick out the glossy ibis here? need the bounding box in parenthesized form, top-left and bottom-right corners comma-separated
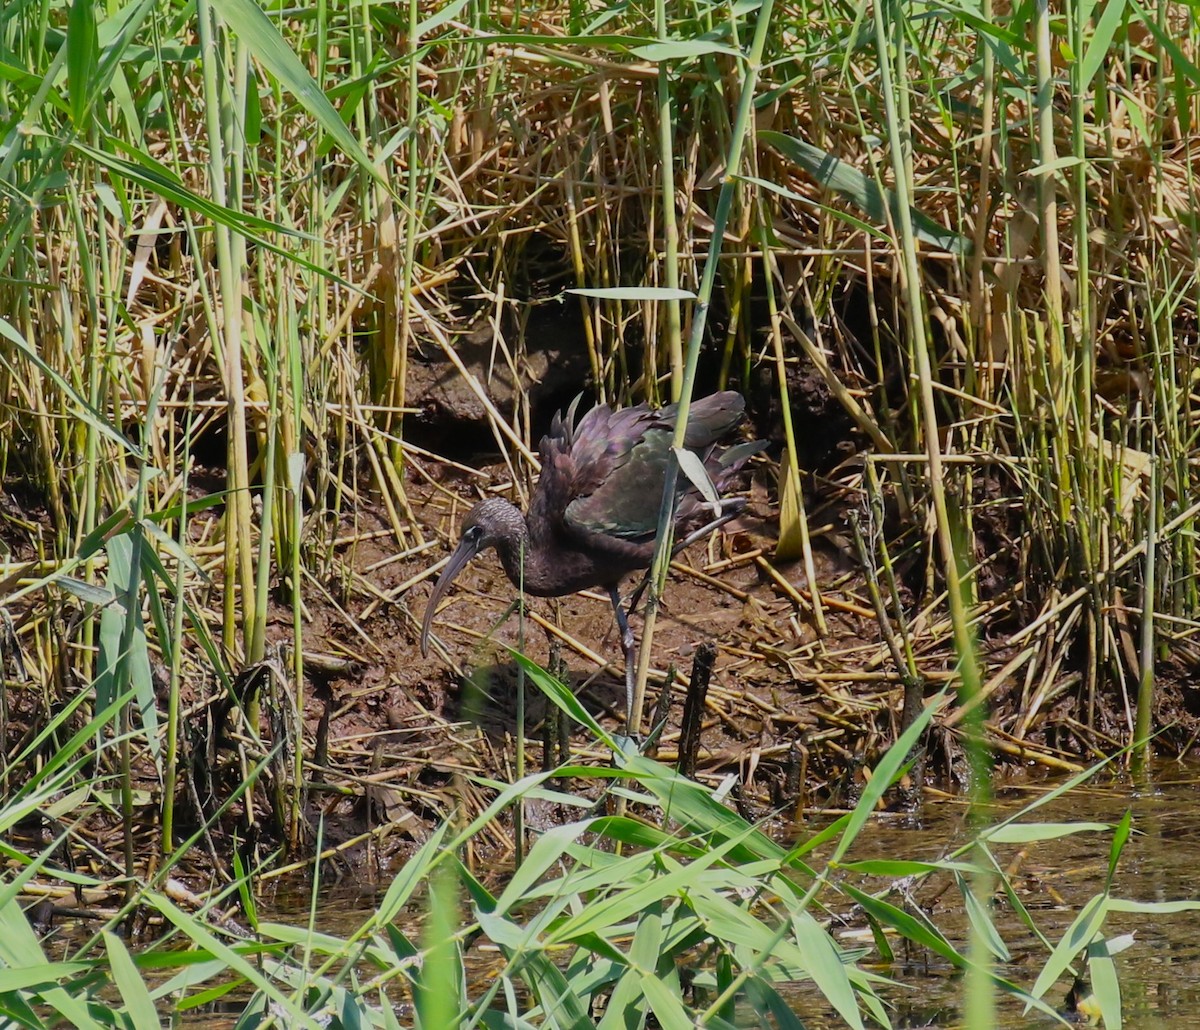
(419, 391, 761, 728)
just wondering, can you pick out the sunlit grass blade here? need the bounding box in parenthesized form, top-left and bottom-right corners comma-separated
(1029, 893, 1109, 1004)
(415, 863, 463, 1030)
(509, 649, 619, 751)
(600, 901, 664, 1028)
(957, 872, 1011, 963)
(0, 317, 135, 455)
(206, 0, 392, 191)
(102, 932, 159, 1029)
(146, 894, 327, 1030)
(1085, 936, 1124, 1030)
(760, 130, 970, 254)
(981, 822, 1111, 844)
(790, 909, 867, 1030)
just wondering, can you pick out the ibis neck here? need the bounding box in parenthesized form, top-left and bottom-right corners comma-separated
(492, 509, 571, 597)
(493, 507, 533, 588)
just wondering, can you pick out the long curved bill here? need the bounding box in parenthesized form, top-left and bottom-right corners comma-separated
(419, 536, 482, 656)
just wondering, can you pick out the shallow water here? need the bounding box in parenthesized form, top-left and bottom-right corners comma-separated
(770, 767, 1200, 1027)
(229, 764, 1200, 1027)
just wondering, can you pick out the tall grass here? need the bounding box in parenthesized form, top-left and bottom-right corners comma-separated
(0, 0, 1199, 1021)
(3, 0, 1197, 734)
(5, 678, 1194, 1027)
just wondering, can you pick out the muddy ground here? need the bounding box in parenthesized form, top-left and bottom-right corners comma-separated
(243, 427, 1200, 877)
(8, 337, 1200, 883)
(234, 454, 974, 876)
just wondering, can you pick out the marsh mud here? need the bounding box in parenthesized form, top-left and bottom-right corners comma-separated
(225, 439, 1200, 879)
(4, 432, 1200, 905)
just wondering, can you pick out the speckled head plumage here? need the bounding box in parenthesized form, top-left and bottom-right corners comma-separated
(459, 497, 525, 550)
(419, 497, 526, 656)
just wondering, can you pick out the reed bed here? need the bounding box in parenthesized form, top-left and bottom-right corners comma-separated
(1, 0, 1200, 1022)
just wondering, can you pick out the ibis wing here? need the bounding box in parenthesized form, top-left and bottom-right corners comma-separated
(565, 424, 674, 540)
(549, 391, 754, 542)
(678, 391, 746, 448)
(527, 400, 658, 547)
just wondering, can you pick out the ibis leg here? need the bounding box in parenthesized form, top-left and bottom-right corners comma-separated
(608, 586, 636, 729)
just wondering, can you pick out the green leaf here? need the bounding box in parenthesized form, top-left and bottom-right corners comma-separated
(784, 812, 851, 861)
(1128, 0, 1200, 89)
(1106, 810, 1133, 887)
(1079, 0, 1127, 85)
(494, 820, 595, 914)
(599, 904, 662, 1028)
(231, 850, 258, 932)
(147, 894, 327, 1029)
(1027, 155, 1086, 177)
(416, 0, 471, 34)
(0, 318, 136, 457)
(509, 650, 620, 751)
(95, 0, 158, 106)
(72, 141, 348, 287)
(630, 40, 743, 61)
(42, 986, 108, 1029)
(375, 823, 450, 925)
(841, 883, 964, 967)
(416, 864, 463, 1030)
(49, 575, 116, 606)
(140, 518, 207, 582)
(588, 815, 706, 858)
(957, 872, 1011, 963)
(1106, 898, 1200, 914)
(791, 909, 866, 1029)
(206, 0, 391, 192)
(927, 0, 1032, 49)
(836, 859, 982, 877)
(0, 892, 54, 968)
(622, 754, 788, 865)
(103, 931, 161, 1029)
(983, 752, 1120, 838)
(1086, 938, 1123, 1030)
(640, 970, 693, 1029)
(8, 689, 131, 799)
(0, 962, 91, 992)
(743, 976, 809, 1029)
(673, 446, 720, 507)
(981, 822, 1110, 844)
(97, 530, 159, 757)
(776, 458, 805, 560)
(1030, 893, 1108, 1001)
(491, 929, 593, 1030)
(760, 130, 970, 255)
(66, 0, 99, 127)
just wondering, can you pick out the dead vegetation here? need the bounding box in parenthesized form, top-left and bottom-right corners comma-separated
(0, 0, 1198, 891)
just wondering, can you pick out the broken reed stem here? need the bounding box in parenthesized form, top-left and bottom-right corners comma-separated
(647, 666, 676, 755)
(679, 641, 717, 779)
